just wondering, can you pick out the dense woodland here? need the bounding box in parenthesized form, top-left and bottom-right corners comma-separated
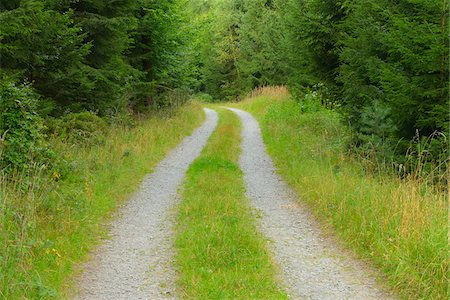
(1, 0, 449, 171)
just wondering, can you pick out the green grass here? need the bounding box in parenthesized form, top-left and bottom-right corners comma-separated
(0, 102, 205, 299)
(233, 91, 448, 300)
(175, 108, 288, 299)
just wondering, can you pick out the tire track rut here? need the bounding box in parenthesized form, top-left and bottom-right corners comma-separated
(227, 107, 394, 300)
(74, 108, 218, 300)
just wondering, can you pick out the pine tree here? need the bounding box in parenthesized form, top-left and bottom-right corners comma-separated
(0, 0, 90, 113)
(238, 0, 287, 90)
(339, 0, 449, 150)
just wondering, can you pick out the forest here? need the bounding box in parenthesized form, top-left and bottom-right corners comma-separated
(0, 0, 448, 299)
(1, 0, 448, 172)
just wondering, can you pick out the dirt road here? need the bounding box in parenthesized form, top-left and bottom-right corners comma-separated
(73, 108, 218, 300)
(227, 107, 393, 300)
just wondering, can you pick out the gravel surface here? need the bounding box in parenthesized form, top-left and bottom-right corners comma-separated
(227, 107, 394, 300)
(73, 108, 218, 300)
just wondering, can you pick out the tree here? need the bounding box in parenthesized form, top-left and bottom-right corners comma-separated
(49, 0, 140, 113)
(192, 0, 243, 100)
(279, 0, 346, 98)
(238, 0, 287, 90)
(339, 0, 449, 152)
(129, 0, 194, 109)
(0, 0, 90, 113)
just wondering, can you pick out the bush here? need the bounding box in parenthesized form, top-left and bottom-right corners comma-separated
(299, 90, 323, 113)
(194, 92, 214, 103)
(46, 111, 107, 145)
(0, 82, 52, 172)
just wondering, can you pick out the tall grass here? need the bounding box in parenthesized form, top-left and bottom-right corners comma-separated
(246, 86, 289, 100)
(0, 102, 205, 299)
(175, 108, 287, 299)
(233, 91, 448, 299)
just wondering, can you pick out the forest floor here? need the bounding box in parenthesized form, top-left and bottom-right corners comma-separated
(72, 105, 396, 299)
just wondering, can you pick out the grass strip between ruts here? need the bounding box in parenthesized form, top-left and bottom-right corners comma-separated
(175, 108, 288, 299)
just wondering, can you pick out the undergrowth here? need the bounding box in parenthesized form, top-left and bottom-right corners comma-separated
(233, 88, 448, 300)
(175, 108, 287, 299)
(0, 102, 205, 299)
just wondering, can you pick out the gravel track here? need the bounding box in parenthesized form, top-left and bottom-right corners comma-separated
(73, 108, 218, 300)
(227, 107, 393, 300)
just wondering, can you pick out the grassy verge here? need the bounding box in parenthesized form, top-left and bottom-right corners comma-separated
(175, 108, 287, 299)
(0, 102, 205, 299)
(232, 89, 448, 300)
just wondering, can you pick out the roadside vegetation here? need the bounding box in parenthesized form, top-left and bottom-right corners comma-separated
(0, 102, 204, 299)
(232, 87, 448, 300)
(175, 108, 287, 299)
(1, 2, 203, 296)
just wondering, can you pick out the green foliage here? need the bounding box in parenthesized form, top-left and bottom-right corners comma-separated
(200, 0, 243, 100)
(2, 0, 447, 165)
(54, 0, 141, 114)
(299, 90, 326, 113)
(0, 82, 52, 171)
(237, 0, 287, 90)
(194, 92, 215, 103)
(273, 0, 449, 165)
(46, 111, 107, 145)
(1, 0, 195, 115)
(358, 101, 397, 140)
(128, 0, 195, 109)
(280, 0, 345, 96)
(186, 0, 288, 100)
(339, 0, 449, 141)
(349, 101, 398, 168)
(0, 0, 90, 111)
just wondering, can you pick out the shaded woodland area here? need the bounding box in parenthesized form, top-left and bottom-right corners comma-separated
(187, 0, 448, 168)
(1, 0, 448, 173)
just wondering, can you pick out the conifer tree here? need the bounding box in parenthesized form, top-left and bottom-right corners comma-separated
(339, 0, 449, 152)
(0, 0, 90, 113)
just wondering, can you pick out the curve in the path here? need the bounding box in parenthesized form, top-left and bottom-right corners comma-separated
(227, 107, 393, 300)
(74, 108, 218, 300)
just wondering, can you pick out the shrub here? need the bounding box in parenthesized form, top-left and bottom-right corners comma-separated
(194, 92, 214, 103)
(299, 90, 323, 113)
(46, 111, 107, 145)
(0, 82, 52, 172)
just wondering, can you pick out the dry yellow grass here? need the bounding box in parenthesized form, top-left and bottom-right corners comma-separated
(245, 86, 289, 99)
